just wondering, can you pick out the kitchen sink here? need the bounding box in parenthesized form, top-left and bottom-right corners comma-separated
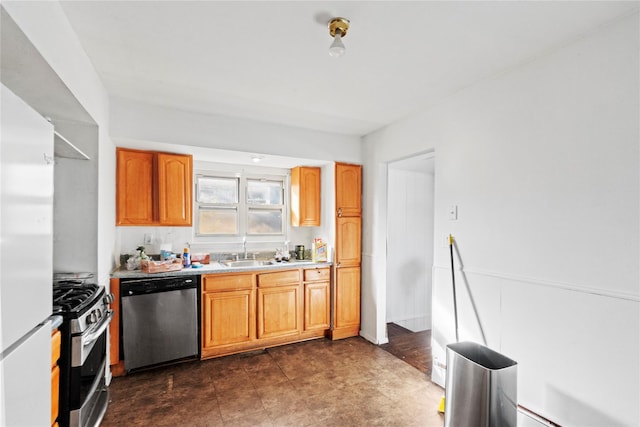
(221, 260, 275, 268)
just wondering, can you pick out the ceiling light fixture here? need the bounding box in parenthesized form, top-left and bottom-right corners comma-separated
(328, 17, 350, 58)
(251, 155, 264, 163)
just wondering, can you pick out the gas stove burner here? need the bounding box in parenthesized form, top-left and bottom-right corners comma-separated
(53, 282, 102, 315)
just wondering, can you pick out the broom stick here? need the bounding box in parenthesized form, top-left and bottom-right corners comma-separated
(449, 234, 459, 343)
(439, 234, 459, 415)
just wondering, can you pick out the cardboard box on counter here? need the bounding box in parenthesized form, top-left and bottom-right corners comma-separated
(312, 239, 328, 262)
(141, 258, 183, 273)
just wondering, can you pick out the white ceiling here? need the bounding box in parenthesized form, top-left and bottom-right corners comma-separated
(59, 1, 637, 137)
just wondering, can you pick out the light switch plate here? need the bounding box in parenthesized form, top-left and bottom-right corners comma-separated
(448, 205, 458, 220)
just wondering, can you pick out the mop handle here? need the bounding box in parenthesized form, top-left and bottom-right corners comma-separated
(449, 234, 459, 343)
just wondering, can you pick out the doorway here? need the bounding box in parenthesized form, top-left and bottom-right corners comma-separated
(383, 153, 435, 376)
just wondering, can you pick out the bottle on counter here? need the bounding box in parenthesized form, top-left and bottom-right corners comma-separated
(183, 247, 191, 267)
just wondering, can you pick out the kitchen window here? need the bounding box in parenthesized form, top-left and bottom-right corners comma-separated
(195, 173, 285, 237)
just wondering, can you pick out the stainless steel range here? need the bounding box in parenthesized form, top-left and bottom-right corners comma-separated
(53, 277, 114, 427)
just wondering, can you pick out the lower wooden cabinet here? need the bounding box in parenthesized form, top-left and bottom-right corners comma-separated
(332, 266, 361, 339)
(201, 266, 330, 359)
(203, 289, 256, 347)
(51, 329, 61, 427)
(303, 268, 330, 332)
(257, 285, 301, 339)
(201, 272, 256, 359)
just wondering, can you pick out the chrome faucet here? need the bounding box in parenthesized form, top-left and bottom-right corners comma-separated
(242, 236, 248, 260)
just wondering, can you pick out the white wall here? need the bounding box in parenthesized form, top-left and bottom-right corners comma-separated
(109, 98, 357, 262)
(363, 12, 639, 427)
(110, 97, 362, 164)
(2, 1, 116, 286)
(386, 167, 434, 332)
(53, 122, 99, 274)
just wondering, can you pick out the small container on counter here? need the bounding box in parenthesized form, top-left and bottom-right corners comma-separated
(183, 247, 191, 267)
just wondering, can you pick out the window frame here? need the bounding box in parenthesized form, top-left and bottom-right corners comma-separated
(194, 170, 287, 241)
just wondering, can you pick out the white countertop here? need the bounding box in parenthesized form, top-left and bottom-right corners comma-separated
(112, 259, 332, 279)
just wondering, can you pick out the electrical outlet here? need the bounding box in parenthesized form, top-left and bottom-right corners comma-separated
(144, 233, 153, 245)
(434, 357, 447, 370)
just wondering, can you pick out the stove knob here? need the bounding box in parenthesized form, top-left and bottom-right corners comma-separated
(88, 311, 98, 324)
(104, 293, 115, 304)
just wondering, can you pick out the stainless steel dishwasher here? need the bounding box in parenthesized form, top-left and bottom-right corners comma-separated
(120, 275, 199, 371)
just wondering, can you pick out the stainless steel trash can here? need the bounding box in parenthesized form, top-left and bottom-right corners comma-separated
(444, 341, 517, 427)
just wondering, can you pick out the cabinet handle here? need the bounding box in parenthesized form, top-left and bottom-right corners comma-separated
(337, 208, 342, 217)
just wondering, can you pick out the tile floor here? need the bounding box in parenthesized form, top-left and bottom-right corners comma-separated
(102, 337, 445, 426)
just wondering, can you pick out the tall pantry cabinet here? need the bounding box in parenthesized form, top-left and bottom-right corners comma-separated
(331, 162, 362, 340)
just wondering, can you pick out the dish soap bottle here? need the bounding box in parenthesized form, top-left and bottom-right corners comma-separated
(183, 247, 191, 268)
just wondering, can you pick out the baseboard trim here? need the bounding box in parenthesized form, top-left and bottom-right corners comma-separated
(360, 329, 384, 345)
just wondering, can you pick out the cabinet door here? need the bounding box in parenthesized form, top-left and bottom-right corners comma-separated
(334, 267, 361, 329)
(257, 285, 300, 339)
(51, 329, 61, 425)
(335, 163, 361, 217)
(335, 216, 361, 266)
(304, 282, 330, 331)
(157, 152, 192, 226)
(116, 148, 154, 225)
(291, 166, 320, 227)
(202, 290, 255, 348)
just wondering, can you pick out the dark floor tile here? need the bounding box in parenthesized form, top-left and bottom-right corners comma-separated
(102, 336, 443, 427)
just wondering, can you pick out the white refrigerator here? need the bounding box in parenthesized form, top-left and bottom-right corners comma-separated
(0, 83, 54, 426)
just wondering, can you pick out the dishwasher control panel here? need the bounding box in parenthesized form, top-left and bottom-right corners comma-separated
(121, 275, 198, 295)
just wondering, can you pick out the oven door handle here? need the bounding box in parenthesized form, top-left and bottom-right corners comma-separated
(83, 310, 114, 347)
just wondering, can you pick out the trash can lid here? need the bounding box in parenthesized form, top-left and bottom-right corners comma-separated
(447, 341, 517, 370)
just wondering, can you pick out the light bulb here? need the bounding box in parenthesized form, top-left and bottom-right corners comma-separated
(329, 30, 345, 58)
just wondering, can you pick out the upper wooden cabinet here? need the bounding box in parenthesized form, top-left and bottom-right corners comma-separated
(157, 152, 193, 225)
(116, 149, 154, 225)
(290, 166, 321, 227)
(116, 148, 192, 226)
(335, 163, 361, 217)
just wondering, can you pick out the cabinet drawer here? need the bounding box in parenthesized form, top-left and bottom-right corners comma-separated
(203, 273, 254, 291)
(51, 329, 61, 368)
(257, 269, 300, 287)
(303, 267, 330, 282)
